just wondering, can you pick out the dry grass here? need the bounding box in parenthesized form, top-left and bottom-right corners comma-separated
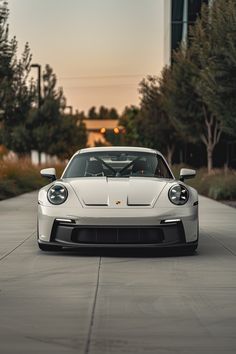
(0, 160, 236, 201)
(0, 159, 65, 200)
(172, 165, 236, 200)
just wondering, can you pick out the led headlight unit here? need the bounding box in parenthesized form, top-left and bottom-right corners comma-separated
(47, 184, 68, 205)
(168, 184, 189, 205)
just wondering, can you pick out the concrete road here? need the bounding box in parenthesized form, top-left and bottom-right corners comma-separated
(0, 192, 236, 354)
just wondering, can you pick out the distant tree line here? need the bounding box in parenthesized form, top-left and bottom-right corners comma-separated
(0, 0, 87, 160)
(113, 0, 236, 172)
(87, 106, 119, 120)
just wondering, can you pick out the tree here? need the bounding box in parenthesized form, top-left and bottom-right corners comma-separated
(98, 105, 109, 119)
(88, 106, 97, 119)
(119, 106, 140, 146)
(30, 65, 65, 158)
(138, 74, 181, 165)
(165, 0, 236, 172)
(161, 0, 230, 173)
(87, 106, 119, 120)
(76, 110, 85, 121)
(163, 49, 222, 172)
(30, 65, 87, 160)
(194, 0, 236, 137)
(109, 107, 119, 120)
(0, 1, 34, 154)
(48, 113, 87, 160)
(0, 0, 13, 109)
(3, 43, 34, 154)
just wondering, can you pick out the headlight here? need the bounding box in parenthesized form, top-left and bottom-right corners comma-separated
(47, 184, 68, 205)
(168, 184, 189, 205)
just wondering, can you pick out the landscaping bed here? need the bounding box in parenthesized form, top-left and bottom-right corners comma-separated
(172, 165, 236, 201)
(0, 160, 65, 201)
(0, 161, 236, 202)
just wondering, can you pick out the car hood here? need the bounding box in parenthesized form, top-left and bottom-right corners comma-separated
(66, 177, 168, 207)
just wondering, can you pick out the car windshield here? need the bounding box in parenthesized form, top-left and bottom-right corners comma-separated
(63, 151, 173, 179)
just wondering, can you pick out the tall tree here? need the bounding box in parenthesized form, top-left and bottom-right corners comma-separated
(30, 65, 87, 160)
(163, 49, 222, 172)
(138, 75, 180, 165)
(30, 65, 66, 158)
(0, 0, 13, 109)
(165, 0, 236, 172)
(0, 1, 34, 154)
(194, 0, 236, 137)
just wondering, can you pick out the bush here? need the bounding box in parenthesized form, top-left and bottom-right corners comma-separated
(173, 165, 236, 200)
(0, 159, 65, 201)
(0, 179, 19, 200)
(1, 160, 235, 202)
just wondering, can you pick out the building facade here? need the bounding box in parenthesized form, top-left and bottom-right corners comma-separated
(164, 0, 209, 65)
(83, 119, 120, 146)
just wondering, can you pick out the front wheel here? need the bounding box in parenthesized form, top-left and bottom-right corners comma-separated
(38, 242, 62, 252)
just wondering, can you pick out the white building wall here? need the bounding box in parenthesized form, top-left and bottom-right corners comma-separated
(164, 0, 171, 66)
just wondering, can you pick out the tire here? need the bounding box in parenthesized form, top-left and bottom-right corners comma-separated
(38, 242, 62, 252)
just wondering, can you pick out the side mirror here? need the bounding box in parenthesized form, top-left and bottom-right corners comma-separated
(179, 168, 196, 182)
(40, 168, 56, 182)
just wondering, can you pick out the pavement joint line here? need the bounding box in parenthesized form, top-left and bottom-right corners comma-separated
(84, 256, 101, 354)
(0, 231, 36, 263)
(202, 230, 236, 256)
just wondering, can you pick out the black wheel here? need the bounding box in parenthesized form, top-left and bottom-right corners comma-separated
(38, 242, 62, 252)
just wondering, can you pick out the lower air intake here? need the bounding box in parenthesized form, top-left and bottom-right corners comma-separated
(71, 228, 164, 244)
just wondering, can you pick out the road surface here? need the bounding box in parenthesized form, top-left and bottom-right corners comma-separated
(0, 192, 236, 354)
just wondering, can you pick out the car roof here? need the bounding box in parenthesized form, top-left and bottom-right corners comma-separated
(77, 146, 160, 155)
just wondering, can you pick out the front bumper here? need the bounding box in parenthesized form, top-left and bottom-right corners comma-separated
(38, 203, 199, 244)
(38, 219, 198, 248)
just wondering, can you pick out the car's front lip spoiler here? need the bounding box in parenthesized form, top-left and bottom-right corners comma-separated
(38, 239, 198, 249)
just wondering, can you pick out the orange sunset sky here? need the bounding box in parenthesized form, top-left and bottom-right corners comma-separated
(9, 0, 165, 114)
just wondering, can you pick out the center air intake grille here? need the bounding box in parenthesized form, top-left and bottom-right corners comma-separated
(71, 228, 164, 244)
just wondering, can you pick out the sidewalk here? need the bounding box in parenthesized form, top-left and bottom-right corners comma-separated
(0, 192, 37, 258)
(199, 195, 236, 254)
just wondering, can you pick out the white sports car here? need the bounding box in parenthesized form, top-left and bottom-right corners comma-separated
(38, 147, 198, 252)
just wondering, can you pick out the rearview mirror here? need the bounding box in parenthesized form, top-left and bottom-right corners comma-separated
(179, 168, 196, 182)
(40, 168, 56, 182)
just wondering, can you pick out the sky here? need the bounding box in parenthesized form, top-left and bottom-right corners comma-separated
(8, 0, 165, 114)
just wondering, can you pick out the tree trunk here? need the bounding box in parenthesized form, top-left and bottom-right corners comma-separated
(207, 145, 213, 174)
(201, 107, 222, 174)
(167, 145, 175, 166)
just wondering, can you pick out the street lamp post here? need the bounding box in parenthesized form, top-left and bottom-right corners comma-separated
(31, 64, 41, 108)
(31, 64, 42, 165)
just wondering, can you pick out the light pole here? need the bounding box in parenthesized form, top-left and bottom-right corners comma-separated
(31, 64, 42, 165)
(31, 64, 41, 108)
